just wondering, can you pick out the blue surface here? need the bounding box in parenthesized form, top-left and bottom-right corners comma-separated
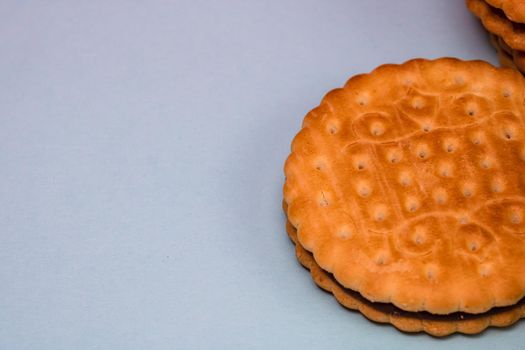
(1, 0, 522, 349)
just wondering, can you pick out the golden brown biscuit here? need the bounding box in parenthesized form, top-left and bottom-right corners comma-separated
(490, 33, 525, 72)
(490, 33, 521, 70)
(466, 0, 525, 50)
(285, 217, 525, 336)
(284, 58, 525, 315)
(485, 0, 525, 24)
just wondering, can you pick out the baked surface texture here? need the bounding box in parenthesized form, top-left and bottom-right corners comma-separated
(283, 57, 525, 315)
(285, 217, 525, 336)
(467, 0, 525, 50)
(485, 0, 525, 23)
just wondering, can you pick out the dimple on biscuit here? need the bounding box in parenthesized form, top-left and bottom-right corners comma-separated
(283, 58, 525, 316)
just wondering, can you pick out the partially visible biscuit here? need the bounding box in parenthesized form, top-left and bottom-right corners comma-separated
(467, 0, 525, 50)
(485, 0, 525, 24)
(490, 33, 522, 70)
(490, 33, 525, 72)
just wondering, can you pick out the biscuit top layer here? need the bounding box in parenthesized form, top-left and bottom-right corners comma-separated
(485, 0, 525, 24)
(284, 58, 525, 314)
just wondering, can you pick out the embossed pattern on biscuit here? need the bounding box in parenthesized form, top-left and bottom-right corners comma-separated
(284, 217, 525, 336)
(284, 58, 525, 315)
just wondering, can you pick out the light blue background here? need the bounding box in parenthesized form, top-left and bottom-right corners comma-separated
(1, 0, 521, 349)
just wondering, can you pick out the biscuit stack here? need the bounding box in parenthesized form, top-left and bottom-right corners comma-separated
(283, 58, 525, 336)
(467, 0, 525, 72)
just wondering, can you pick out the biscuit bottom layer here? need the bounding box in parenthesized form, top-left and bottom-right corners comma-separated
(285, 219, 525, 335)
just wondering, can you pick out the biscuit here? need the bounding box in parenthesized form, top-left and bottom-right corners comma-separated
(284, 217, 525, 336)
(283, 57, 525, 315)
(466, 0, 525, 50)
(490, 33, 521, 70)
(490, 33, 525, 72)
(485, 0, 525, 24)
